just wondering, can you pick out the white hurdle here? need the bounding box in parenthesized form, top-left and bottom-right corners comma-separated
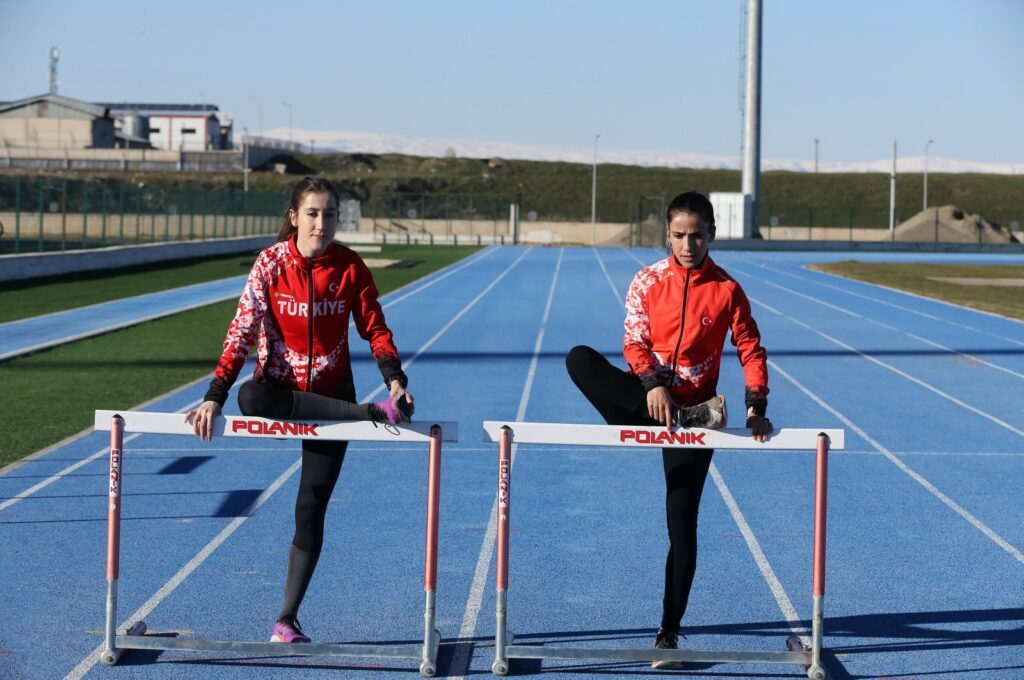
(482, 421, 844, 680)
(95, 409, 458, 678)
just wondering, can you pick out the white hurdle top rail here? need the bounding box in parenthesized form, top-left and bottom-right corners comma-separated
(96, 409, 459, 443)
(482, 421, 843, 450)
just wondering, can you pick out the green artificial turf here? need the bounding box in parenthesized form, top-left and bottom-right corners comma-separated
(809, 261, 1024, 321)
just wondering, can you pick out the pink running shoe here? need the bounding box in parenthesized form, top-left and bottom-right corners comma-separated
(270, 619, 311, 643)
(370, 394, 414, 424)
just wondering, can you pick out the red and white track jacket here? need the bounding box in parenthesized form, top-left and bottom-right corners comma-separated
(623, 254, 768, 410)
(204, 237, 403, 405)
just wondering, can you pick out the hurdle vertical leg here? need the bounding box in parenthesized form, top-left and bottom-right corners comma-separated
(101, 415, 124, 666)
(492, 426, 512, 676)
(808, 433, 830, 680)
(419, 425, 443, 677)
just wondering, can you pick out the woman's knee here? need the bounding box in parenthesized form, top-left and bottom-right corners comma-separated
(238, 381, 292, 419)
(565, 344, 599, 378)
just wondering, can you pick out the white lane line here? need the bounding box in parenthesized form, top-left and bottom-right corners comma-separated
(769, 360, 1024, 567)
(360, 248, 533, 406)
(378, 245, 499, 311)
(903, 330, 1024, 380)
(761, 258, 1024, 348)
(750, 296, 1024, 439)
(729, 265, 862, 319)
(808, 263, 1024, 332)
(708, 464, 810, 647)
(0, 433, 142, 513)
(737, 264, 1024, 378)
(753, 259, 1024, 356)
(0, 375, 255, 511)
(448, 248, 564, 680)
(62, 457, 303, 680)
(63, 248, 527, 680)
(593, 248, 623, 302)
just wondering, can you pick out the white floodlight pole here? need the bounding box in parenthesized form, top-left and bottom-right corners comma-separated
(923, 139, 933, 211)
(281, 101, 293, 143)
(242, 127, 249, 193)
(889, 140, 897, 232)
(741, 0, 762, 238)
(814, 138, 819, 173)
(591, 133, 600, 246)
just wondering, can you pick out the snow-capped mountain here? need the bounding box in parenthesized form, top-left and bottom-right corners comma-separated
(265, 128, 1021, 175)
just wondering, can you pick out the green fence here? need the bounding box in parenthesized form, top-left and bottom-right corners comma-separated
(0, 176, 284, 254)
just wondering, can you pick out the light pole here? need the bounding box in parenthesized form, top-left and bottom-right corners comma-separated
(814, 138, 819, 173)
(923, 139, 934, 211)
(281, 101, 293, 143)
(248, 95, 263, 138)
(591, 133, 601, 246)
(242, 127, 250, 192)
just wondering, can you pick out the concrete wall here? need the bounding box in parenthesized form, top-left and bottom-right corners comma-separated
(0, 235, 272, 282)
(368, 217, 632, 246)
(0, 211, 277, 244)
(0, 147, 242, 171)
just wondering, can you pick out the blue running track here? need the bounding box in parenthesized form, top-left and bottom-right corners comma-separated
(1, 246, 1021, 679)
(0, 276, 247, 361)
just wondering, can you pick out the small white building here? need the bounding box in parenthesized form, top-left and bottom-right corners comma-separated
(101, 103, 233, 152)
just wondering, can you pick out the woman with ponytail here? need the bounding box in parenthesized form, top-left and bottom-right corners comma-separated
(187, 176, 413, 643)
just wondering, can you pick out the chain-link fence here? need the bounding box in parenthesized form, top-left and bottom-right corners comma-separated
(0, 176, 285, 254)
(365, 192, 517, 243)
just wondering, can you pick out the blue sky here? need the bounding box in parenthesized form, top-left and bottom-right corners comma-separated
(2, 0, 1022, 166)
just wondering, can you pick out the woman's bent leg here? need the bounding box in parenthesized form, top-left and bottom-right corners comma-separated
(239, 380, 372, 421)
(565, 345, 653, 425)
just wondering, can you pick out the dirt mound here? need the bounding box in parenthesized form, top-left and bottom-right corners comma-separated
(896, 205, 1019, 243)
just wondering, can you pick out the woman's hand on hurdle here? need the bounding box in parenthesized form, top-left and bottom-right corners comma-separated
(389, 380, 414, 411)
(746, 414, 773, 443)
(647, 386, 674, 430)
(185, 400, 222, 441)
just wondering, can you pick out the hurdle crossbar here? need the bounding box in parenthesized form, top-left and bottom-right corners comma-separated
(96, 409, 457, 678)
(482, 421, 841, 680)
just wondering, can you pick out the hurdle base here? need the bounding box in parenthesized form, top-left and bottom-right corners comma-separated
(112, 632, 441, 673)
(502, 644, 811, 666)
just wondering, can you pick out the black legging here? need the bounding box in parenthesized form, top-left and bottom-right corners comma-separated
(238, 379, 362, 623)
(565, 345, 713, 632)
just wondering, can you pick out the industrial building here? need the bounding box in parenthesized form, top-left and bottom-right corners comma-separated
(0, 93, 118, 149)
(99, 103, 234, 151)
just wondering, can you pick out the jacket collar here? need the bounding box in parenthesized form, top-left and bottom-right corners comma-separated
(668, 252, 716, 280)
(287, 234, 337, 264)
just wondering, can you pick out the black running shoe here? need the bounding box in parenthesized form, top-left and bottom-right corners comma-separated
(652, 627, 681, 670)
(675, 394, 727, 429)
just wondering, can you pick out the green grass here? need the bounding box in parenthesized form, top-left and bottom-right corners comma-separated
(0, 244, 480, 467)
(808, 261, 1024, 320)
